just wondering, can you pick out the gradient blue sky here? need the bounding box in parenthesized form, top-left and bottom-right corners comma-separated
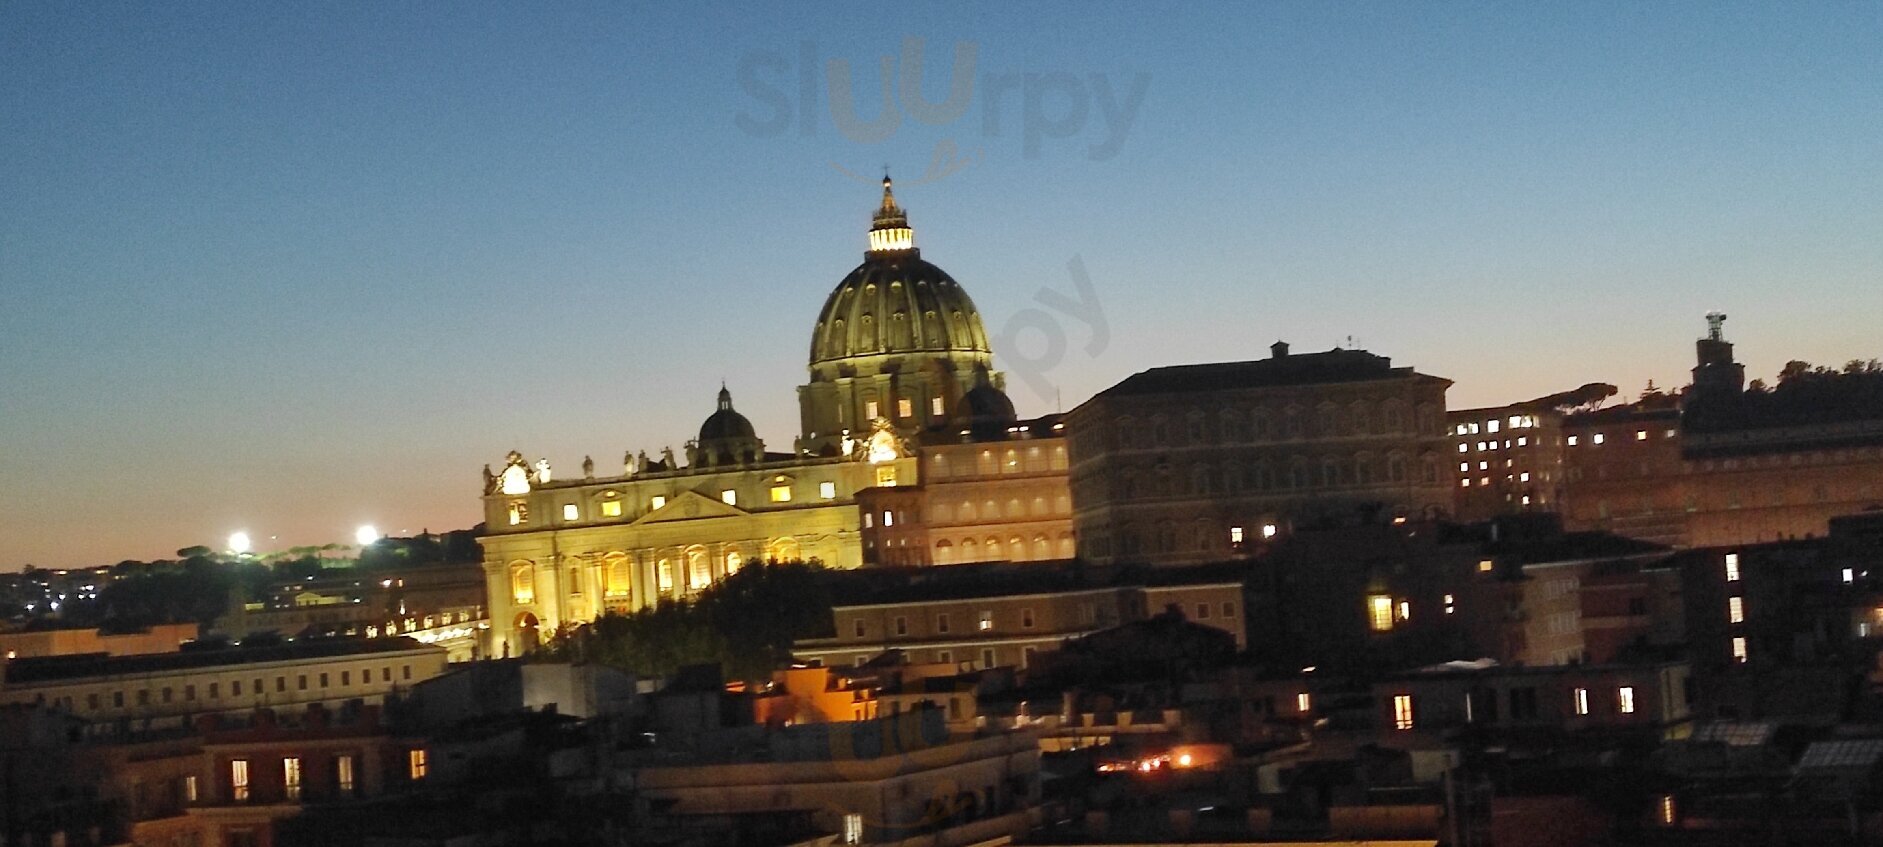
(4, 3, 1880, 568)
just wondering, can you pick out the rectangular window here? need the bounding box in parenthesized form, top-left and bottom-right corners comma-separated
(865, 400, 879, 419)
(1397, 600, 1411, 622)
(1728, 596, 1744, 624)
(875, 466, 897, 487)
(894, 616, 908, 636)
(1574, 687, 1590, 716)
(1369, 595, 1393, 632)
(897, 398, 913, 418)
(819, 480, 837, 499)
(340, 671, 349, 686)
(882, 510, 894, 527)
(936, 613, 950, 633)
(319, 672, 329, 688)
(854, 618, 866, 637)
(937, 650, 952, 664)
(1844, 567, 1855, 584)
(1021, 608, 1035, 628)
(650, 495, 666, 510)
(1229, 526, 1244, 544)
(185, 774, 198, 803)
(298, 675, 308, 691)
(507, 501, 528, 526)
(1592, 433, 1605, 445)
(980, 647, 996, 669)
(720, 489, 737, 506)
(843, 812, 863, 845)
(184, 684, 195, 701)
(769, 484, 792, 503)
(336, 754, 356, 795)
(931, 396, 946, 416)
(977, 610, 993, 631)
(283, 756, 302, 800)
(1297, 692, 1312, 712)
(230, 759, 251, 801)
(1724, 553, 1740, 582)
(562, 503, 579, 521)
(1196, 602, 1211, 620)
(600, 499, 622, 517)
(208, 683, 218, 699)
(1732, 636, 1748, 662)
(1636, 429, 1647, 441)
(402, 665, 411, 680)
(1392, 694, 1414, 730)
(1222, 601, 1236, 617)
(1478, 559, 1494, 573)
(1567, 435, 1579, 446)
(1619, 686, 1636, 714)
(408, 749, 428, 780)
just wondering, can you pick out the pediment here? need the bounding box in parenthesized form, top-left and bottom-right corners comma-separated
(629, 489, 749, 525)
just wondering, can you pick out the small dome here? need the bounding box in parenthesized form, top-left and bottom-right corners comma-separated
(698, 386, 757, 443)
(951, 366, 1018, 440)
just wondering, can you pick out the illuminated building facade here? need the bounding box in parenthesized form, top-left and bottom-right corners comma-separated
(479, 179, 1021, 656)
(1449, 404, 1566, 521)
(1066, 342, 1454, 565)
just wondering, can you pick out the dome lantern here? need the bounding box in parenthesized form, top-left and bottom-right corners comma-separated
(867, 174, 916, 255)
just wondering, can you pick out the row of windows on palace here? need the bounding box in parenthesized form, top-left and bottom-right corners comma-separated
(1078, 401, 1444, 453)
(27, 663, 419, 715)
(866, 491, 1072, 528)
(1074, 452, 1446, 503)
(219, 748, 430, 804)
(1386, 683, 1648, 731)
(504, 478, 847, 527)
(841, 600, 1239, 642)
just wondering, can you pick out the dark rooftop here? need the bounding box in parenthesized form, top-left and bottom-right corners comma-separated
(1089, 347, 1445, 400)
(4, 635, 436, 685)
(823, 560, 1250, 607)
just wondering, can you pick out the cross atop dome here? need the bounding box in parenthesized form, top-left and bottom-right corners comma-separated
(868, 173, 916, 255)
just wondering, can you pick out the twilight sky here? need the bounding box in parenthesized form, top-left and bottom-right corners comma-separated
(3, 3, 1881, 569)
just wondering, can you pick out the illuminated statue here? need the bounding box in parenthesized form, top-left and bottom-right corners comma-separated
(534, 458, 553, 484)
(661, 446, 676, 469)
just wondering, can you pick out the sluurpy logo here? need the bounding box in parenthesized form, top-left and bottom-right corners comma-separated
(738, 37, 1150, 184)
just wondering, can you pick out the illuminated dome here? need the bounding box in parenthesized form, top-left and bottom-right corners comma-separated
(808, 176, 992, 368)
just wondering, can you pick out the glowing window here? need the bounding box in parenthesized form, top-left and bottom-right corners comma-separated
(336, 755, 355, 795)
(657, 560, 674, 593)
(769, 484, 792, 503)
(511, 565, 535, 605)
(876, 466, 897, 487)
(184, 775, 198, 802)
(562, 504, 579, 521)
(725, 552, 742, 574)
(1619, 686, 1636, 714)
(843, 813, 863, 844)
(1517, 436, 1528, 446)
(1460, 479, 1471, 488)
(882, 510, 894, 527)
(1659, 795, 1676, 825)
(1444, 593, 1456, 614)
(507, 501, 528, 526)
(1368, 595, 1394, 632)
(716, 489, 736, 506)
(819, 481, 837, 499)
(1636, 430, 1647, 441)
(931, 396, 945, 416)
(408, 749, 427, 780)
(230, 759, 250, 801)
(1262, 524, 1278, 539)
(1478, 559, 1494, 573)
(1593, 433, 1605, 445)
(1487, 420, 1499, 433)
(1843, 568, 1854, 584)
(1732, 636, 1748, 662)
(1457, 443, 1468, 453)
(897, 398, 913, 418)
(1728, 596, 1744, 623)
(1297, 692, 1312, 712)
(978, 610, 993, 631)
(1574, 687, 1590, 715)
(283, 756, 302, 800)
(1520, 471, 1531, 482)
(865, 400, 879, 419)
(1229, 526, 1244, 544)
(600, 499, 622, 517)
(650, 495, 666, 510)
(1724, 553, 1740, 582)
(1567, 435, 1579, 446)
(1392, 694, 1414, 730)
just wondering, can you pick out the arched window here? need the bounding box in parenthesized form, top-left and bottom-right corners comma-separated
(656, 559, 674, 594)
(1057, 534, 1076, 558)
(604, 554, 631, 598)
(1389, 453, 1408, 483)
(959, 500, 977, 521)
(1032, 535, 1050, 559)
(725, 551, 743, 575)
(687, 549, 710, 590)
(510, 562, 535, 605)
(769, 537, 801, 563)
(935, 540, 954, 565)
(986, 537, 1003, 559)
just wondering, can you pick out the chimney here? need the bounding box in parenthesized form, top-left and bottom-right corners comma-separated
(1270, 341, 1290, 359)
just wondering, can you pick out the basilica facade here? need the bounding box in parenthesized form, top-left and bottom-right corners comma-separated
(478, 179, 1022, 655)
